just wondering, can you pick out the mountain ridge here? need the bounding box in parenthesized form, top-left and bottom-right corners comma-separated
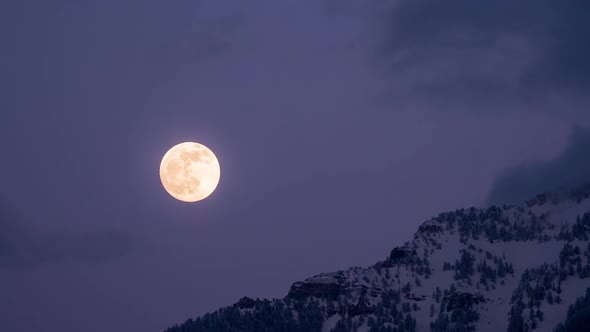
(165, 184, 590, 332)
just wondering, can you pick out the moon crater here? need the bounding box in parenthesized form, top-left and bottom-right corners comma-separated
(159, 142, 220, 202)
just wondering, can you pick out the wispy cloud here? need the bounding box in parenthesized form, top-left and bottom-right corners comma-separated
(487, 127, 590, 204)
(374, 0, 590, 112)
(0, 202, 132, 269)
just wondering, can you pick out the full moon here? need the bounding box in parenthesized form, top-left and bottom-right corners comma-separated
(159, 142, 221, 202)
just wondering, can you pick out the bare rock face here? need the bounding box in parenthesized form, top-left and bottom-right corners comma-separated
(288, 281, 342, 300)
(287, 274, 345, 300)
(404, 293, 426, 301)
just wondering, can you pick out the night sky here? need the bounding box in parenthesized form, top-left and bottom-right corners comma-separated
(1, 1, 590, 331)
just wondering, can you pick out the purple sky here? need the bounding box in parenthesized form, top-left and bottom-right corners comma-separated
(1, 1, 589, 331)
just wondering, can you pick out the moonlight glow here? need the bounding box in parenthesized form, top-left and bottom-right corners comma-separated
(159, 142, 221, 202)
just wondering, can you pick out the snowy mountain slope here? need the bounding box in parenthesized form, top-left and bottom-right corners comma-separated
(164, 185, 590, 332)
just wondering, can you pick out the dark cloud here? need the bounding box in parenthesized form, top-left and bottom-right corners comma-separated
(379, 1, 590, 203)
(380, 0, 590, 109)
(0, 202, 132, 269)
(487, 126, 590, 204)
